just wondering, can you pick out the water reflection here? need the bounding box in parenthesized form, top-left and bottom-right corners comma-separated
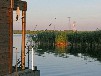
(13, 34, 101, 76)
(32, 40, 101, 62)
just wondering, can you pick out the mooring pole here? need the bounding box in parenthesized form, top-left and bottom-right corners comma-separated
(21, 10, 26, 70)
(28, 46, 29, 69)
(32, 48, 34, 70)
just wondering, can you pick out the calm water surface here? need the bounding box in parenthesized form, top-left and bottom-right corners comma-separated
(13, 34, 101, 76)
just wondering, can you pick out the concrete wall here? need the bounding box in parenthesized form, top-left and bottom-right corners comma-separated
(0, 0, 13, 75)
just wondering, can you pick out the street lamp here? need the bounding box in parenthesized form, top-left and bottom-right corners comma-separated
(68, 17, 71, 30)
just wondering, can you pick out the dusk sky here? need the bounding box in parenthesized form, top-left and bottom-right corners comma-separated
(13, 0, 101, 31)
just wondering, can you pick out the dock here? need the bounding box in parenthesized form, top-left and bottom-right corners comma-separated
(5, 66, 40, 76)
(5, 69, 40, 76)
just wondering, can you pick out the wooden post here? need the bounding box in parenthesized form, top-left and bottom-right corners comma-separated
(21, 10, 26, 70)
(13, 0, 27, 70)
(8, 0, 13, 73)
(8, 8, 13, 74)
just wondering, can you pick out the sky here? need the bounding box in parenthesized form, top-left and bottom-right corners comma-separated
(13, 0, 101, 31)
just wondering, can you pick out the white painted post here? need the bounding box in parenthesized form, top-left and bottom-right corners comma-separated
(32, 48, 34, 70)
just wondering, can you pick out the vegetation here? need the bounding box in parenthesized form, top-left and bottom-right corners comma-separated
(14, 30, 101, 49)
(55, 31, 67, 45)
(13, 30, 38, 34)
(37, 31, 55, 46)
(28, 30, 101, 61)
(67, 30, 101, 49)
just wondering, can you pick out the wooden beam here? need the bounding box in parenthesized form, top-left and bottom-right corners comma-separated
(13, 1, 27, 11)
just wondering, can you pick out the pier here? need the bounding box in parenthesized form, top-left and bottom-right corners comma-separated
(5, 67, 40, 76)
(0, 0, 40, 76)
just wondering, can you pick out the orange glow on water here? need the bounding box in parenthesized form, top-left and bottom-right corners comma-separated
(55, 42, 68, 46)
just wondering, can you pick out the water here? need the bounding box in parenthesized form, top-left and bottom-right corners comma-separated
(13, 34, 101, 76)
